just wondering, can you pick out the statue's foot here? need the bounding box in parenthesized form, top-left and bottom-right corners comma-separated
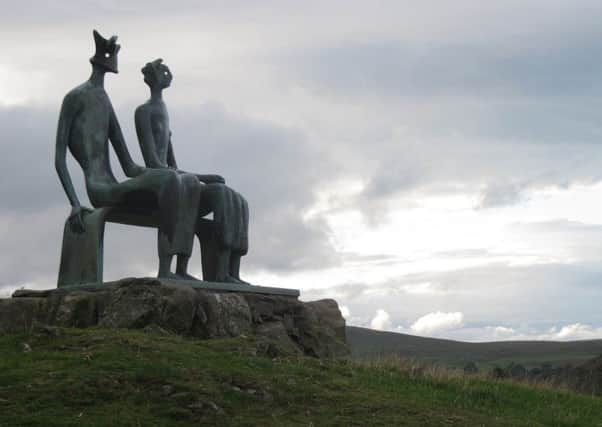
(176, 272, 200, 281)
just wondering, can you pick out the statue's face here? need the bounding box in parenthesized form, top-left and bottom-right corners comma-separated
(155, 63, 173, 89)
(142, 59, 173, 90)
(104, 49, 119, 74)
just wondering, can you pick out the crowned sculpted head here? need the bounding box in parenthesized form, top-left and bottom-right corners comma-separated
(90, 29, 120, 73)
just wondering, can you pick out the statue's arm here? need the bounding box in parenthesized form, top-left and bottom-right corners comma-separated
(109, 105, 144, 177)
(135, 107, 167, 169)
(55, 94, 82, 209)
(196, 173, 226, 184)
(167, 132, 178, 169)
(55, 94, 90, 232)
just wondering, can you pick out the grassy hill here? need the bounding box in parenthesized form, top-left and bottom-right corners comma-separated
(347, 326, 602, 369)
(2, 327, 602, 426)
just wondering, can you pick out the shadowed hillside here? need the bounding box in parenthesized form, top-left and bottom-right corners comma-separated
(346, 326, 602, 369)
(2, 327, 602, 426)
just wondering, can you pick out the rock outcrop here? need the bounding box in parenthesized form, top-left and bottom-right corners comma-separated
(0, 278, 349, 358)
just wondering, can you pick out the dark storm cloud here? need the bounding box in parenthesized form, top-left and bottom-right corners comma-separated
(287, 36, 602, 100)
(0, 106, 64, 212)
(274, 32, 602, 210)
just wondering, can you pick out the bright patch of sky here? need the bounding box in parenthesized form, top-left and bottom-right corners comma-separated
(0, 65, 49, 106)
(257, 183, 602, 292)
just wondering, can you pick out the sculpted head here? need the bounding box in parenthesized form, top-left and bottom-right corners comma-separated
(142, 58, 173, 90)
(90, 30, 120, 73)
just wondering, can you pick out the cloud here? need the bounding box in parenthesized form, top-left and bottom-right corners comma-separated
(0, 106, 64, 213)
(302, 260, 602, 336)
(401, 282, 446, 295)
(491, 326, 516, 338)
(476, 182, 529, 209)
(411, 311, 464, 335)
(545, 323, 602, 341)
(370, 309, 391, 331)
(449, 323, 602, 342)
(339, 305, 350, 319)
(167, 101, 340, 271)
(275, 28, 602, 216)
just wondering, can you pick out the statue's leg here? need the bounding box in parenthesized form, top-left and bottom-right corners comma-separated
(157, 229, 177, 279)
(196, 203, 217, 281)
(214, 249, 231, 282)
(198, 184, 237, 283)
(171, 173, 202, 280)
(155, 170, 193, 279)
(230, 191, 250, 284)
(158, 172, 198, 260)
(229, 255, 242, 281)
(175, 256, 193, 280)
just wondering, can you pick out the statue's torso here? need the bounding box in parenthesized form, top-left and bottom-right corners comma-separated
(66, 82, 116, 184)
(149, 102, 170, 163)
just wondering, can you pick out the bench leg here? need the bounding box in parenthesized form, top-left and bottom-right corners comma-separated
(57, 210, 106, 287)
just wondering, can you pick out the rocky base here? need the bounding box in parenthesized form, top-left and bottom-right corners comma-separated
(0, 278, 348, 358)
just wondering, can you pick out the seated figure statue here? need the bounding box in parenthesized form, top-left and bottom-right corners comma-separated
(55, 31, 200, 279)
(135, 58, 249, 284)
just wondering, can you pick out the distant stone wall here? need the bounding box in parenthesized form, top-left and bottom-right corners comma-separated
(0, 278, 349, 358)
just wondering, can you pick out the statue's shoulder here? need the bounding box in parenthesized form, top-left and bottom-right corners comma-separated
(135, 102, 149, 113)
(62, 82, 92, 106)
(135, 101, 153, 119)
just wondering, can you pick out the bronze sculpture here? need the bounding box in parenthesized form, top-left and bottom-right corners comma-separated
(55, 31, 200, 280)
(55, 31, 250, 286)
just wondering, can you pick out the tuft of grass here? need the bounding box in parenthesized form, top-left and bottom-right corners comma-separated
(1, 328, 602, 426)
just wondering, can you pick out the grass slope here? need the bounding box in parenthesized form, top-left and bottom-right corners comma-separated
(347, 326, 602, 369)
(1, 328, 602, 426)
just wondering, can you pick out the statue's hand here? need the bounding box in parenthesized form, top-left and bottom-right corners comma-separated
(126, 164, 146, 178)
(213, 175, 226, 184)
(198, 174, 225, 184)
(68, 205, 93, 234)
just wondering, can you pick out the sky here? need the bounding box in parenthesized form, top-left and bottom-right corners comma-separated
(2, 0, 602, 341)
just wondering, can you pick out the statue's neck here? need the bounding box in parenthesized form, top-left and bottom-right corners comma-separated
(89, 67, 106, 88)
(150, 87, 163, 103)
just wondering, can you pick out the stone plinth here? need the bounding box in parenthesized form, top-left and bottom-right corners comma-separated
(0, 277, 348, 358)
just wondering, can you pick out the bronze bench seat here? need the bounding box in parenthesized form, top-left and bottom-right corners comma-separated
(57, 206, 219, 287)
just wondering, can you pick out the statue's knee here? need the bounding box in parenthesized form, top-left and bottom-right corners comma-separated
(152, 169, 179, 193)
(234, 192, 248, 211)
(147, 167, 177, 181)
(181, 173, 198, 187)
(205, 182, 228, 199)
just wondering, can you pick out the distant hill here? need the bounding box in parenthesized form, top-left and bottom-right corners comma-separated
(346, 326, 602, 369)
